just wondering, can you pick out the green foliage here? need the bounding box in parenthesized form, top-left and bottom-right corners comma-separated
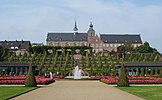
(29, 46, 92, 55)
(149, 54, 156, 61)
(154, 54, 159, 62)
(71, 55, 74, 67)
(128, 54, 133, 61)
(117, 61, 129, 87)
(160, 67, 162, 77)
(97, 54, 102, 73)
(136, 68, 140, 76)
(151, 69, 154, 75)
(145, 68, 149, 75)
(141, 68, 145, 76)
(86, 52, 91, 67)
(124, 42, 134, 53)
(61, 47, 66, 56)
(25, 63, 37, 87)
(0, 46, 8, 61)
(39, 52, 47, 75)
(134, 41, 158, 53)
(53, 51, 58, 71)
(139, 54, 144, 62)
(155, 68, 158, 75)
(64, 52, 69, 76)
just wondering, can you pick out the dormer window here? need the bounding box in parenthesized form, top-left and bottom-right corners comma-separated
(15, 47, 19, 49)
(11, 47, 14, 49)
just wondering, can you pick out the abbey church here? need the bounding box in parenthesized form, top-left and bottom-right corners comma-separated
(46, 21, 142, 53)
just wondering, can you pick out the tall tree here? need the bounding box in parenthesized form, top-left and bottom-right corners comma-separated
(53, 51, 58, 72)
(134, 41, 158, 53)
(0, 46, 8, 61)
(64, 52, 69, 76)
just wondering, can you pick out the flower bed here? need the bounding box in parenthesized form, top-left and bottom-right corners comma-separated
(0, 76, 26, 80)
(0, 76, 54, 85)
(53, 76, 64, 79)
(99, 76, 162, 84)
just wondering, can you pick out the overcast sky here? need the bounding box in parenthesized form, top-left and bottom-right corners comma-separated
(0, 0, 162, 52)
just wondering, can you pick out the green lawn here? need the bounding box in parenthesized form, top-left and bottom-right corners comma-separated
(0, 86, 36, 100)
(118, 86, 162, 100)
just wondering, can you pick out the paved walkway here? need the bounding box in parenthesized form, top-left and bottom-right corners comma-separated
(12, 80, 144, 100)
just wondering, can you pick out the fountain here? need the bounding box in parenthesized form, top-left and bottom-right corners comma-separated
(74, 65, 81, 79)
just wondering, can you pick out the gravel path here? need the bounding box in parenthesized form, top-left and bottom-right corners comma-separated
(11, 80, 144, 100)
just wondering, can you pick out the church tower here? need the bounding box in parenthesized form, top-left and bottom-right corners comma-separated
(88, 22, 95, 37)
(88, 22, 96, 43)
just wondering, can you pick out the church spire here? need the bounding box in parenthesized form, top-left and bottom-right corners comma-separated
(73, 20, 78, 34)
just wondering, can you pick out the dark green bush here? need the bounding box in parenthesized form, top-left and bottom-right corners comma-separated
(117, 62, 129, 87)
(25, 63, 37, 87)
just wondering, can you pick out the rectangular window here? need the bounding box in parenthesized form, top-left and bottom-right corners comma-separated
(110, 44, 112, 47)
(96, 49, 98, 52)
(106, 44, 109, 47)
(91, 44, 94, 47)
(103, 44, 105, 47)
(96, 44, 98, 47)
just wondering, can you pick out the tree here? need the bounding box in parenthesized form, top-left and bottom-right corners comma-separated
(0, 46, 3, 61)
(117, 61, 129, 87)
(0, 46, 8, 61)
(134, 41, 158, 53)
(155, 68, 158, 75)
(124, 42, 134, 53)
(86, 52, 90, 67)
(53, 51, 58, 72)
(145, 68, 149, 75)
(25, 63, 37, 87)
(64, 52, 69, 76)
(128, 54, 133, 61)
(97, 54, 102, 75)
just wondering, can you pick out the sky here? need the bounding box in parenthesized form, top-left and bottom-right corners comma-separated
(0, 0, 162, 53)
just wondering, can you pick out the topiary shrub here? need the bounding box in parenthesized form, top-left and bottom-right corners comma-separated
(141, 68, 145, 76)
(25, 63, 37, 87)
(136, 68, 140, 76)
(117, 62, 129, 87)
(145, 68, 149, 75)
(160, 67, 162, 78)
(155, 68, 158, 75)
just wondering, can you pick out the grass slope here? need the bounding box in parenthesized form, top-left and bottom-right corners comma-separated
(0, 86, 36, 100)
(118, 86, 162, 100)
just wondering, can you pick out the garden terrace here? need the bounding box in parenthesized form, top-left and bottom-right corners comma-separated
(1, 52, 162, 76)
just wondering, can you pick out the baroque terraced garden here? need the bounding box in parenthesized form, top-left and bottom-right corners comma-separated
(2, 50, 161, 77)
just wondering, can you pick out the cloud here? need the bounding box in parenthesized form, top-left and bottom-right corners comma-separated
(0, 0, 162, 52)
